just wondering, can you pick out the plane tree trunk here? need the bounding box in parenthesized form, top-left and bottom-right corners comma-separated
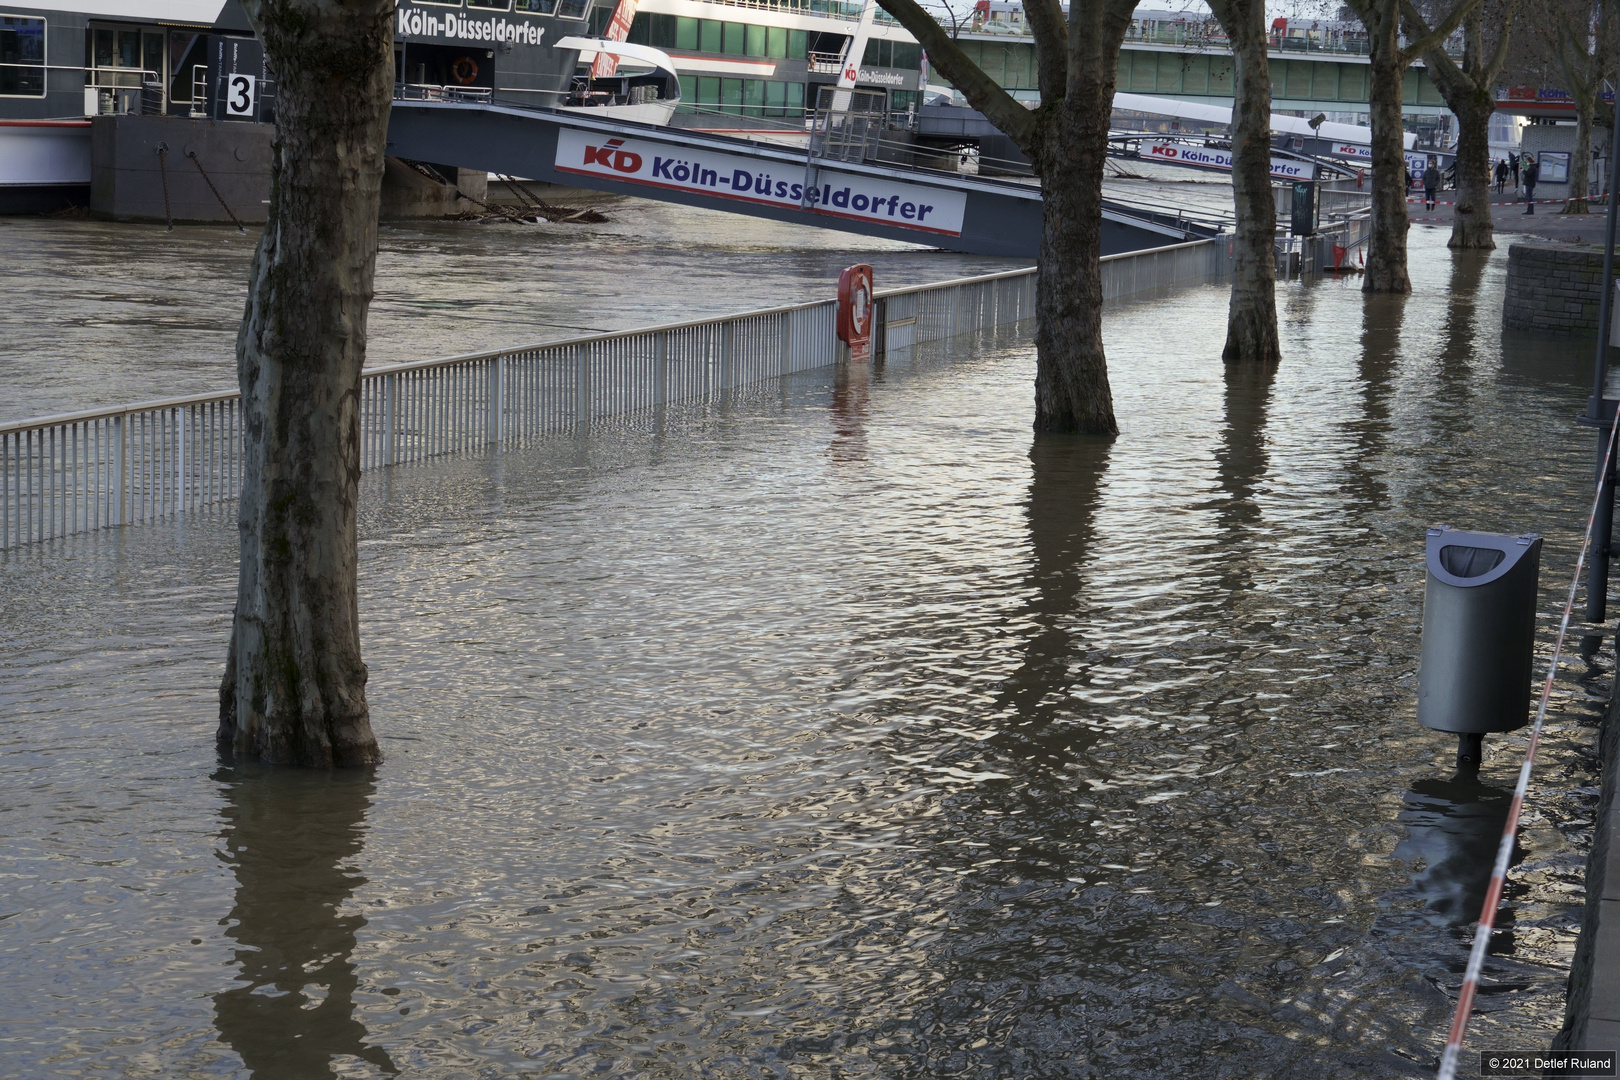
(1414, 3, 1518, 248)
(1347, 0, 1486, 292)
(1207, 0, 1280, 363)
(219, 0, 393, 766)
(1364, 42, 1412, 292)
(877, 0, 1139, 435)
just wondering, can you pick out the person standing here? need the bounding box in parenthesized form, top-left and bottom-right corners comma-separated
(1523, 155, 1539, 213)
(1510, 152, 1520, 192)
(1423, 157, 1442, 210)
(1495, 159, 1508, 194)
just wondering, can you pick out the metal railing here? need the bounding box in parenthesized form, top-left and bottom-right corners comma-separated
(0, 243, 1228, 551)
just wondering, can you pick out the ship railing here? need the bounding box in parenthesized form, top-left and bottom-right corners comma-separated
(0, 245, 1231, 551)
(399, 83, 495, 103)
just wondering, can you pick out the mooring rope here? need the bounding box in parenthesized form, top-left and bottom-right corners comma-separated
(155, 142, 174, 232)
(1436, 409, 1620, 1080)
(185, 150, 246, 233)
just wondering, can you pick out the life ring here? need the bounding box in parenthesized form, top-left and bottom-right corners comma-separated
(451, 55, 479, 85)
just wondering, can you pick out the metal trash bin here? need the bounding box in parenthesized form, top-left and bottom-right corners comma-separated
(1417, 527, 1542, 766)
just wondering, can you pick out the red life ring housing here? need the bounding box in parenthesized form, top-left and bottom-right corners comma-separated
(451, 55, 479, 85)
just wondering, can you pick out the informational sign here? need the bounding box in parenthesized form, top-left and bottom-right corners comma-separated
(1140, 141, 1315, 181)
(397, 6, 547, 45)
(1330, 141, 1433, 179)
(223, 73, 256, 117)
(555, 129, 968, 236)
(837, 263, 874, 362)
(1537, 151, 1571, 183)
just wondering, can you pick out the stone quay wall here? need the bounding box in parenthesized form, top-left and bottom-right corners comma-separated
(1504, 241, 1620, 335)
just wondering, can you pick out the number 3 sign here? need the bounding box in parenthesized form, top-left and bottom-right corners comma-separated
(224, 73, 257, 118)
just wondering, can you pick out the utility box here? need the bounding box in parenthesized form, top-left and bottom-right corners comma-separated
(1291, 181, 1316, 238)
(1417, 527, 1542, 735)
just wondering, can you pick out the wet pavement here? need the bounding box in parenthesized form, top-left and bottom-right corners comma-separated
(0, 226, 1608, 1079)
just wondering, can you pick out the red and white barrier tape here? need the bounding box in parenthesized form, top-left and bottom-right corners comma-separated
(1406, 193, 1611, 207)
(1435, 410, 1620, 1080)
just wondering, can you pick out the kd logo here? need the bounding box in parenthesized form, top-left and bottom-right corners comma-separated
(583, 138, 642, 173)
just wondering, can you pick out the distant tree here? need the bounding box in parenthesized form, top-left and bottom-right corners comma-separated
(1405, 0, 1520, 246)
(1515, 0, 1617, 213)
(1205, 0, 1281, 363)
(219, 0, 393, 767)
(1341, 0, 1485, 291)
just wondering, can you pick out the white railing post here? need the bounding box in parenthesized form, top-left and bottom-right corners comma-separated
(112, 414, 126, 527)
(655, 331, 668, 407)
(487, 356, 505, 446)
(383, 374, 397, 466)
(177, 406, 188, 513)
(576, 345, 590, 428)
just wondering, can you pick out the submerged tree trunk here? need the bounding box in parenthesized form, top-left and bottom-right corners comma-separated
(1211, 0, 1280, 363)
(219, 0, 393, 766)
(1364, 45, 1412, 293)
(1031, 92, 1118, 433)
(1449, 95, 1496, 246)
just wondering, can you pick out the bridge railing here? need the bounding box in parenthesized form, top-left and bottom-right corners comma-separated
(0, 239, 1228, 551)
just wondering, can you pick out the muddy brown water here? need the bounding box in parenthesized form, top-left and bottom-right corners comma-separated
(0, 221, 1609, 1078)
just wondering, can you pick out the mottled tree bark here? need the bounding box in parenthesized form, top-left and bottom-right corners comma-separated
(1347, 0, 1484, 292)
(1566, 91, 1595, 212)
(1411, 2, 1517, 247)
(1207, 0, 1280, 363)
(1365, 43, 1413, 291)
(219, 0, 392, 766)
(878, 0, 1137, 435)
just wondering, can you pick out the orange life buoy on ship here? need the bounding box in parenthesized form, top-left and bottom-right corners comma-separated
(451, 55, 479, 85)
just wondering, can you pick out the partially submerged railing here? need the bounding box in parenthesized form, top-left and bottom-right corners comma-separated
(0, 240, 1228, 550)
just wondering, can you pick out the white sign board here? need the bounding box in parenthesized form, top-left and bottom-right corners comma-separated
(1329, 141, 1434, 179)
(1140, 141, 1315, 181)
(554, 128, 967, 237)
(224, 73, 256, 117)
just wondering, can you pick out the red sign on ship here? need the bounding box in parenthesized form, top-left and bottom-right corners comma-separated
(837, 264, 874, 363)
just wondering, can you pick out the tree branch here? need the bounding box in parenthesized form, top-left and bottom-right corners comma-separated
(874, 0, 1038, 146)
(1022, 0, 1069, 104)
(1399, 0, 1485, 63)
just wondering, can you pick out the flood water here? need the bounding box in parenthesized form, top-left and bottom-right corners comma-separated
(0, 223, 1609, 1079)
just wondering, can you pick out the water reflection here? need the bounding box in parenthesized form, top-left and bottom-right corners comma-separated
(1393, 773, 1517, 928)
(1347, 293, 1407, 512)
(1211, 360, 1278, 599)
(1434, 253, 1489, 439)
(213, 766, 395, 1079)
(992, 435, 1112, 768)
(828, 359, 874, 464)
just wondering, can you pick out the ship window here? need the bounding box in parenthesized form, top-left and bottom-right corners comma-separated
(720, 75, 741, 112)
(117, 29, 139, 68)
(627, 11, 648, 41)
(697, 74, 718, 107)
(675, 16, 698, 49)
(766, 26, 787, 57)
(743, 77, 764, 115)
(468, 0, 512, 10)
(787, 29, 806, 59)
(890, 89, 917, 112)
(721, 21, 744, 54)
(0, 14, 45, 96)
(892, 41, 919, 68)
(699, 19, 721, 51)
(557, 0, 588, 20)
(745, 23, 765, 56)
(142, 30, 162, 76)
(787, 80, 803, 113)
(515, 0, 559, 13)
(586, 4, 612, 34)
(677, 73, 694, 108)
(168, 31, 203, 102)
(93, 28, 112, 67)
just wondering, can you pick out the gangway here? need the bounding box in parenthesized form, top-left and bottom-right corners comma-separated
(385, 99, 1227, 259)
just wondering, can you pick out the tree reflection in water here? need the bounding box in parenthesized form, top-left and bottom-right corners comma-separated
(213, 765, 396, 1079)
